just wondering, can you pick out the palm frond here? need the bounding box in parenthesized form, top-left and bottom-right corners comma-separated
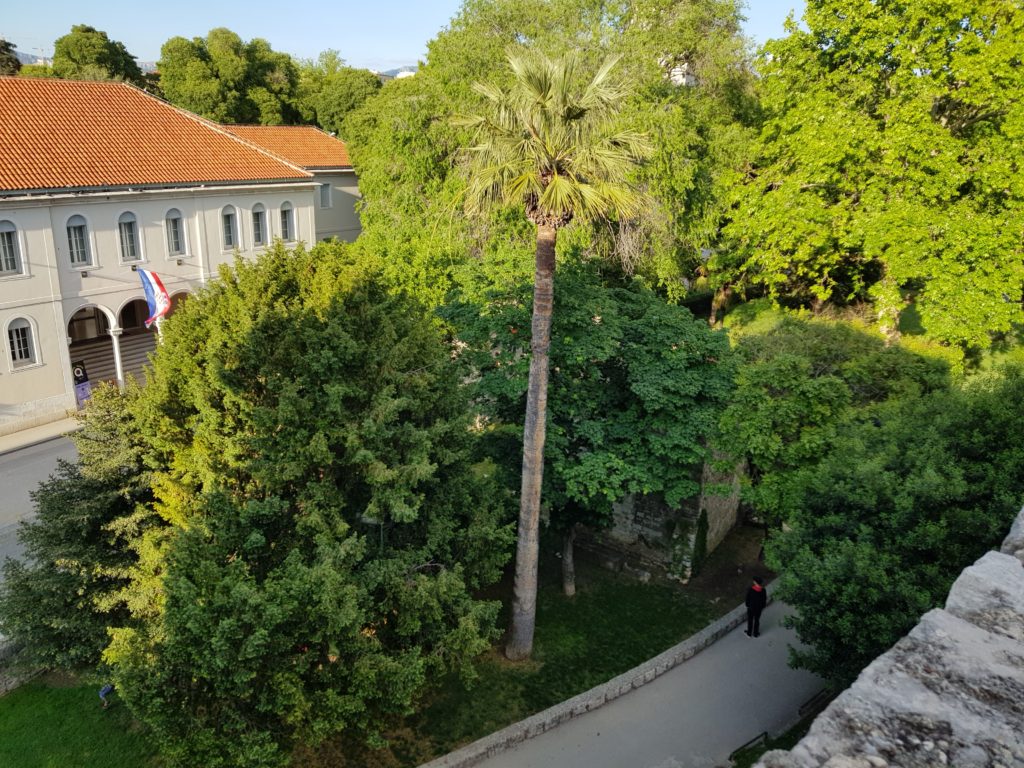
(457, 49, 649, 226)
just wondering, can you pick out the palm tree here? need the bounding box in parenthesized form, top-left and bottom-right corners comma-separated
(459, 50, 650, 660)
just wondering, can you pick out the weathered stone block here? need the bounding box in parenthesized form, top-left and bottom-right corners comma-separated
(1001, 505, 1024, 564)
(945, 550, 1024, 641)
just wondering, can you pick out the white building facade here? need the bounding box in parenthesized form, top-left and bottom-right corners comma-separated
(0, 78, 358, 436)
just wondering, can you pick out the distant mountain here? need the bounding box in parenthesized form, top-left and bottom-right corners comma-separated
(15, 50, 48, 65)
(381, 65, 417, 78)
(11, 49, 156, 73)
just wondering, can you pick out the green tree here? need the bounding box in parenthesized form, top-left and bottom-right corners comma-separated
(448, 261, 734, 594)
(157, 28, 300, 123)
(459, 51, 649, 659)
(718, 0, 1024, 348)
(51, 24, 143, 84)
(297, 50, 381, 135)
(0, 383, 154, 668)
(717, 307, 951, 526)
(343, 0, 756, 311)
(0, 39, 21, 75)
(768, 365, 1024, 684)
(17, 63, 55, 78)
(105, 243, 512, 766)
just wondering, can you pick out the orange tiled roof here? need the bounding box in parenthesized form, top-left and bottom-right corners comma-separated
(224, 125, 351, 170)
(0, 78, 311, 194)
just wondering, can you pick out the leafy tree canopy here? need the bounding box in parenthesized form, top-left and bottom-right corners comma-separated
(52, 24, 143, 84)
(0, 38, 21, 75)
(344, 0, 757, 308)
(158, 28, 300, 124)
(104, 243, 513, 767)
(0, 382, 154, 669)
(297, 50, 381, 135)
(448, 260, 734, 525)
(717, 304, 951, 525)
(768, 365, 1024, 684)
(717, 0, 1024, 348)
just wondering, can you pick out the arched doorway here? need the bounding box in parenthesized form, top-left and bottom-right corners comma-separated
(67, 304, 119, 388)
(169, 291, 189, 315)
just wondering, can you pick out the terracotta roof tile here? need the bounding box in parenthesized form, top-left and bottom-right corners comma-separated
(223, 125, 351, 169)
(0, 78, 311, 194)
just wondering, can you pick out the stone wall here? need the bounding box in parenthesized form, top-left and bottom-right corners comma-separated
(756, 505, 1024, 768)
(603, 455, 742, 580)
(698, 453, 744, 555)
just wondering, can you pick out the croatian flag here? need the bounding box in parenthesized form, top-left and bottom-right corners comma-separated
(138, 269, 171, 328)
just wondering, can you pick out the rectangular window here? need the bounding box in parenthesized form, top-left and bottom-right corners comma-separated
(119, 220, 139, 262)
(0, 231, 17, 273)
(9, 326, 32, 365)
(281, 209, 293, 241)
(223, 212, 236, 248)
(320, 183, 332, 209)
(167, 218, 184, 255)
(68, 225, 89, 266)
(253, 210, 265, 246)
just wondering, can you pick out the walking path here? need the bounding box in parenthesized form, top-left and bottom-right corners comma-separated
(466, 600, 821, 768)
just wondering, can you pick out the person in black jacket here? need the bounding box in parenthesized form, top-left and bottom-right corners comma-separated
(744, 576, 767, 637)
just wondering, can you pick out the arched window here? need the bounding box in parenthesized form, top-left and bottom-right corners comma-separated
(166, 208, 185, 256)
(67, 215, 92, 267)
(0, 220, 22, 276)
(7, 317, 36, 368)
(118, 212, 140, 262)
(222, 206, 238, 249)
(252, 203, 267, 247)
(280, 202, 294, 242)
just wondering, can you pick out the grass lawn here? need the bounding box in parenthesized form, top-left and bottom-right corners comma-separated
(304, 525, 770, 766)
(0, 673, 160, 768)
(1, 525, 768, 768)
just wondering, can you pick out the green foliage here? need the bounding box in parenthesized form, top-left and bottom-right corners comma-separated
(769, 365, 1024, 684)
(718, 0, 1024, 348)
(458, 49, 652, 226)
(448, 261, 734, 526)
(297, 51, 381, 135)
(157, 28, 300, 123)
(0, 383, 154, 669)
(344, 0, 756, 306)
(52, 24, 143, 84)
(105, 242, 513, 767)
(16, 63, 55, 78)
(718, 313, 950, 524)
(0, 38, 21, 75)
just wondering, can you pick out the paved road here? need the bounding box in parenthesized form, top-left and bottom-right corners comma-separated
(0, 437, 77, 577)
(478, 600, 822, 768)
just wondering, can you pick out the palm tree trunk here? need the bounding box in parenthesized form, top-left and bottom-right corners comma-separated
(506, 223, 557, 661)
(561, 523, 577, 597)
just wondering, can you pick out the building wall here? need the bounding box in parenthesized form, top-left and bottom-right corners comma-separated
(313, 171, 361, 242)
(0, 182, 318, 436)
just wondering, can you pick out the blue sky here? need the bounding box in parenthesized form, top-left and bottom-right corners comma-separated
(2, 1, 805, 72)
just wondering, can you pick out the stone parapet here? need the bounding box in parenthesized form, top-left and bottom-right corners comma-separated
(757, 505, 1024, 768)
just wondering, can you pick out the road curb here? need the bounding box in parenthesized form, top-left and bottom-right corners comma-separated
(0, 427, 80, 459)
(418, 583, 777, 768)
